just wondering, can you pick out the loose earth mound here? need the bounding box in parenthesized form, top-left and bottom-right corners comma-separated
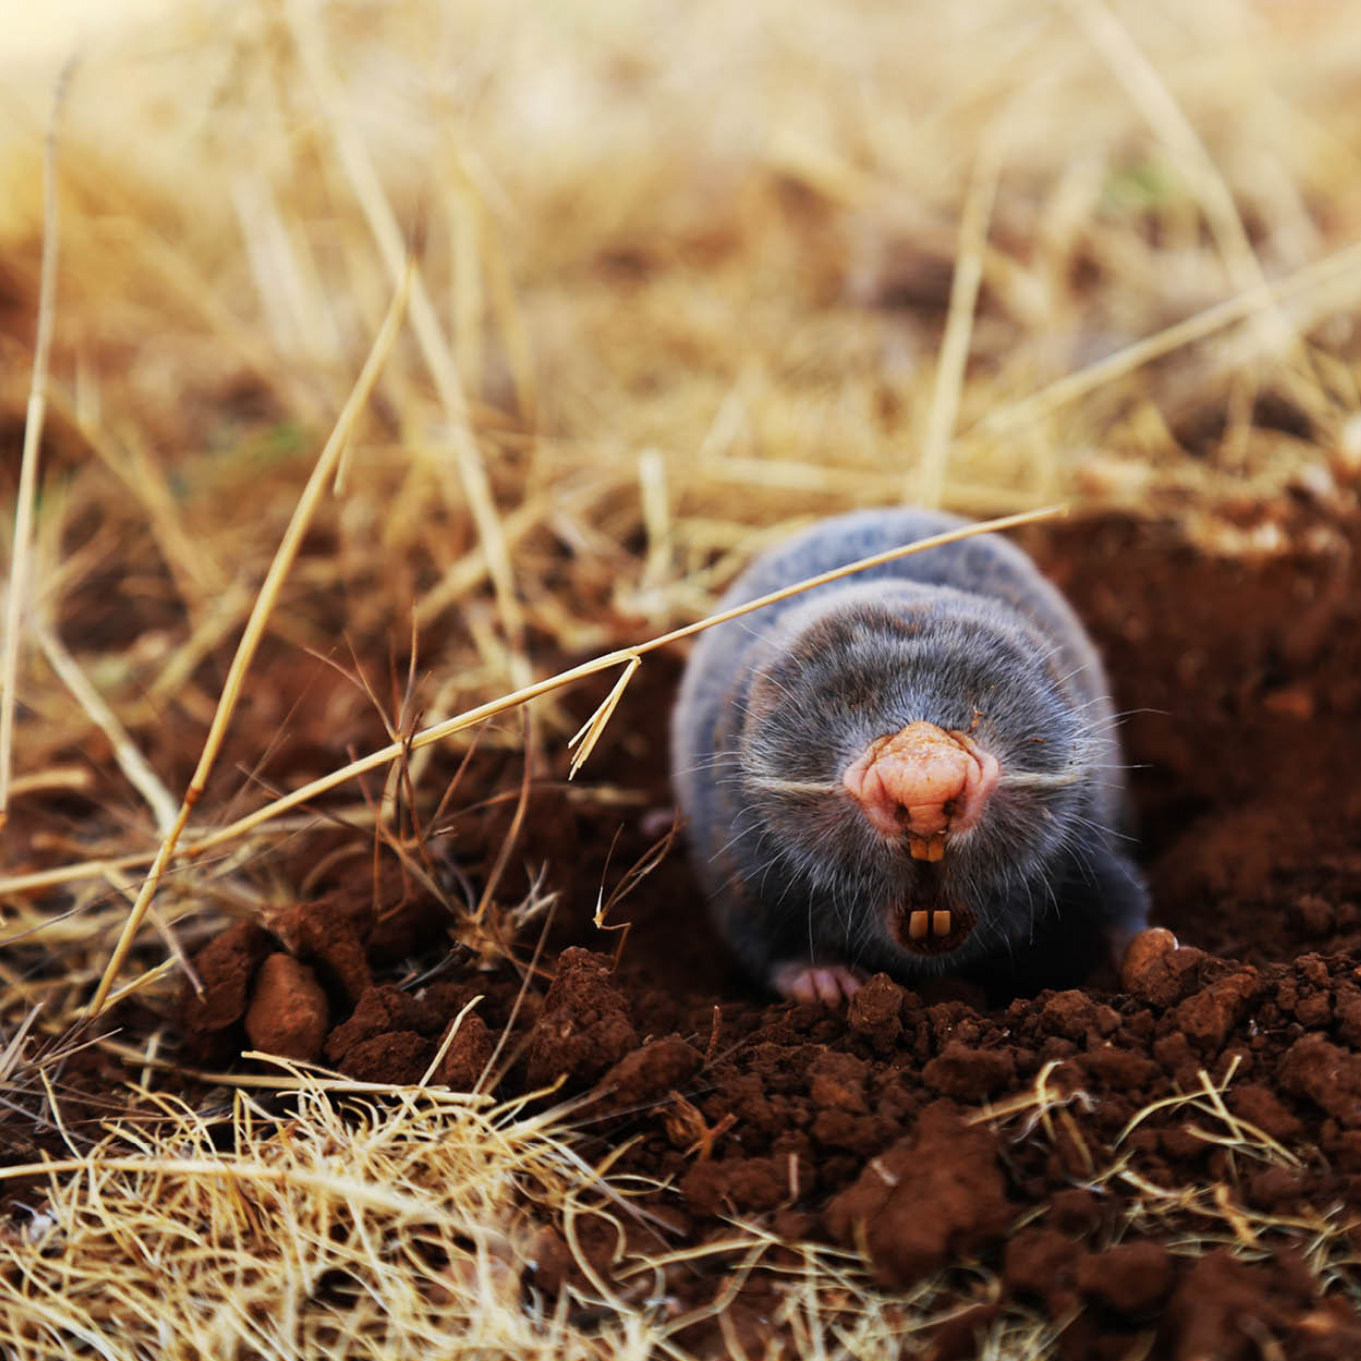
(157, 501, 1361, 1358)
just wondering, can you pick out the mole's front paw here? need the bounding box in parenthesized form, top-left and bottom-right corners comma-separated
(770, 962, 868, 1006)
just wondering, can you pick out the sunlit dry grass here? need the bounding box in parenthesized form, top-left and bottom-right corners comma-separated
(0, 1056, 1057, 1360)
(3, 0, 1361, 1355)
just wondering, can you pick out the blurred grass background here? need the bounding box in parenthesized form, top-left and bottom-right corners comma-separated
(4, 0, 1358, 758)
(3, 1, 1361, 1356)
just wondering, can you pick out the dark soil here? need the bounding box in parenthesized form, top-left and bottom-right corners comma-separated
(108, 503, 1361, 1354)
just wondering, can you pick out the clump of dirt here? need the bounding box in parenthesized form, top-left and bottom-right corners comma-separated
(179, 921, 274, 1062)
(824, 1100, 1013, 1284)
(524, 947, 638, 1090)
(244, 954, 328, 1061)
(168, 504, 1361, 1357)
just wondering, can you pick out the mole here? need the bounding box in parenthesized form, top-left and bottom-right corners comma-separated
(670, 507, 1149, 1004)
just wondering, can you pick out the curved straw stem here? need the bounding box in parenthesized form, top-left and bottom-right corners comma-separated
(0, 65, 72, 830)
(85, 272, 411, 1017)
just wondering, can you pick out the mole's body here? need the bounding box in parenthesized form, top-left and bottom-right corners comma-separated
(671, 508, 1148, 1004)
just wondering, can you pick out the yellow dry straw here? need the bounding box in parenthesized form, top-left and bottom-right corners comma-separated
(0, 66, 70, 831)
(82, 272, 414, 1017)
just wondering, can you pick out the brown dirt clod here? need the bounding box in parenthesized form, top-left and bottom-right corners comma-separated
(525, 948, 638, 1090)
(824, 1101, 1012, 1286)
(272, 898, 374, 1003)
(1075, 1240, 1173, 1314)
(244, 953, 329, 1062)
(433, 1012, 496, 1091)
(178, 921, 272, 1044)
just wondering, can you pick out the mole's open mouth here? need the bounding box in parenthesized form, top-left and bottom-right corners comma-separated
(893, 903, 976, 955)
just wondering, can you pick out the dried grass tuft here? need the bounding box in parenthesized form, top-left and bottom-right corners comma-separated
(980, 1057, 1361, 1299)
(0, 1060, 1061, 1360)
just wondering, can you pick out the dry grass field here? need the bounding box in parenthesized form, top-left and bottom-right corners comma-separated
(4, 2, 1361, 1357)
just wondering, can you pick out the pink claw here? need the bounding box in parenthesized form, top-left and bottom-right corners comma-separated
(771, 963, 867, 1007)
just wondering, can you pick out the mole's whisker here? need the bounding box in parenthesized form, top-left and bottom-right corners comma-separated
(997, 769, 1085, 791)
(749, 777, 840, 797)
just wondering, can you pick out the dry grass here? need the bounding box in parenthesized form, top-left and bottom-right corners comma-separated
(976, 1056, 1361, 1313)
(0, 1062, 704, 1358)
(3, 0, 1361, 1355)
(0, 1055, 1059, 1360)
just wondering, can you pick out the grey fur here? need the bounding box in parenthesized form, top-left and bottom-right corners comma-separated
(671, 508, 1149, 993)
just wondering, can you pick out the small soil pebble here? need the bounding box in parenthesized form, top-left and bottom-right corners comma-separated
(1173, 966, 1264, 1051)
(433, 1012, 495, 1091)
(179, 921, 272, 1044)
(244, 953, 329, 1062)
(1075, 1240, 1172, 1314)
(1120, 927, 1205, 1006)
(271, 898, 372, 1002)
(592, 1035, 703, 1110)
(324, 984, 441, 1065)
(525, 948, 638, 1089)
(923, 1040, 1015, 1099)
(847, 973, 905, 1050)
(824, 1101, 1011, 1286)
(339, 1031, 433, 1084)
(1277, 1034, 1361, 1126)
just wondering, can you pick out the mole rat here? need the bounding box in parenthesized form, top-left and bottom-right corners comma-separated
(671, 508, 1149, 1004)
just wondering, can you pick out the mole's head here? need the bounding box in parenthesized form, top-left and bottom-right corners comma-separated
(734, 582, 1104, 975)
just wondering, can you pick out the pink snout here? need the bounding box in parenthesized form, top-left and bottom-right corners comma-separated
(842, 721, 1000, 859)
